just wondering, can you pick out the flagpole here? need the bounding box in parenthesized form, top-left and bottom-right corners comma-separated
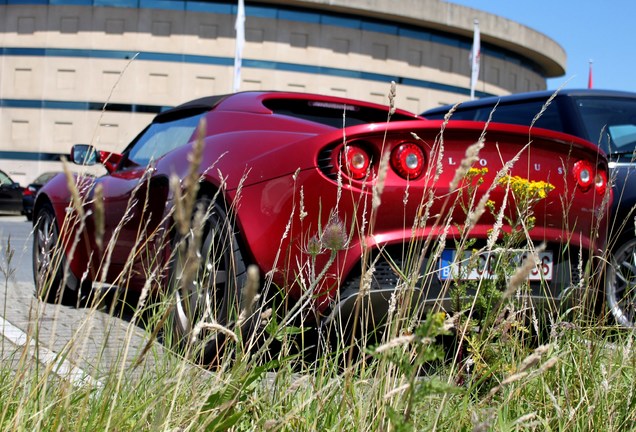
(469, 18, 480, 100)
(232, 0, 245, 93)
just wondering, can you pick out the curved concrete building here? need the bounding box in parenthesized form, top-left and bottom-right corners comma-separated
(0, 0, 566, 184)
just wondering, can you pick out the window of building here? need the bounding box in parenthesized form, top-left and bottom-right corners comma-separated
(17, 17, 35, 34)
(372, 43, 388, 60)
(151, 21, 171, 36)
(60, 17, 79, 33)
(332, 38, 350, 54)
(290, 32, 308, 48)
(105, 19, 125, 34)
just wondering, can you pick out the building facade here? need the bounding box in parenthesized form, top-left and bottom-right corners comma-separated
(0, 0, 566, 184)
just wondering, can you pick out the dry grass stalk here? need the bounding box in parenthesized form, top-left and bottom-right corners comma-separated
(61, 159, 85, 220)
(93, 183, 105, 252)
(449, 139, 484, 193)
(466, 191, 490, 232)
(486, 344, 557, 400)
(373, 150, 390, 210)
(175, 118, 206, 237)
(191, 321, 238, 344)
(388, 81, 397, 116)
(238, 265, 260, 327)
(501, 243, 546, 301)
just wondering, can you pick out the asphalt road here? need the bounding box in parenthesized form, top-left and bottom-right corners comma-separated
(0, 214, 173, 386)
(0, 214, 34, 284)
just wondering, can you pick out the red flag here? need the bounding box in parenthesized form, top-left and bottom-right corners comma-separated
(588, 60, 593, 89)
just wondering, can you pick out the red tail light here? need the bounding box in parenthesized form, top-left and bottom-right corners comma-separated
(23, 187, 35, 197)
(343, 145, 371, 180)
(573, 160, 607, 196)
(594, 169, 608, 196)
(390, 142, 425, 179)
(573, 160, 593, 190)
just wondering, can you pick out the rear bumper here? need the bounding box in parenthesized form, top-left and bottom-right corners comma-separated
(324, 243, 601, 325)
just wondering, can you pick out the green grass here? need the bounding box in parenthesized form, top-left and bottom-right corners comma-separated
(0, 310, 634, 431)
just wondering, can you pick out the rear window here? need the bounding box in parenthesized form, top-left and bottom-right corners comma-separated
(264, 98, 414, 128)
(574, 96, 636, 155)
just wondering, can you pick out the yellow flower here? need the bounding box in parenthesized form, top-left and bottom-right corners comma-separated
(498, 175, 554, 201)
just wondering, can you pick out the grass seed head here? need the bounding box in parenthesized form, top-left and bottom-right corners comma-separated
(503, 243, 546, 300)
(449, 139, 484, 192)
(373, 150, 390, 210)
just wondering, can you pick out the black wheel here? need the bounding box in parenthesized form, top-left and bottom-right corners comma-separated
(606, 236, 636, 327)
(170, 198, 248, 364)
(32, 202, 79, 305)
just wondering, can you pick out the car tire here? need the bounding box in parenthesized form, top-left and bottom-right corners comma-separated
(606, 236, 636, 327)
(32, 202, 79, 305)
(169, 197, 248, 365)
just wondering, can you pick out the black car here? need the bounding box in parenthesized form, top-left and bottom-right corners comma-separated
(423, 89, 636, 327)
(22, 171, 59, 221)
(0, 169, 23, 215)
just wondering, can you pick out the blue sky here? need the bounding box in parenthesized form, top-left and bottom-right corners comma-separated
(446, 1, 636, 93)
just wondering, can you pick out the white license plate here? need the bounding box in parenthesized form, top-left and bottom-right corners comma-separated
(439, 249, 553, 281)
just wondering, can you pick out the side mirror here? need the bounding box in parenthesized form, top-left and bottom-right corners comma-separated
(70, 144, 99, 166)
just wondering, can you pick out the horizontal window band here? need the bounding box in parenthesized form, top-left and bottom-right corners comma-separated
(0, 0, 545, 75)
(1, 48, 495, 99)
(0, 98, 170, 113)
(0, 151, 66, 161)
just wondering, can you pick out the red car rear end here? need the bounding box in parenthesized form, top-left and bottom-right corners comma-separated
(33, 91, 610, 361)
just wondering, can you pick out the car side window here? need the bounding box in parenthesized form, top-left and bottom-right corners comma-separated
(0, 171, 11, 186)
(575, 97, 636, 154)
(125, 113, 205, 168)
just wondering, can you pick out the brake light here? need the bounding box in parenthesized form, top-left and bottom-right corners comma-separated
(573, 160, 594, 190)
(390, 142, 425, 179)
(594, 169, 608, 196)
(573, 160, 607, 196)
(343, 145, 371, 180)
(23, 187, 35, 197)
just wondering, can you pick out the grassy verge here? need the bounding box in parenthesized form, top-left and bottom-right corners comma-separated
(0, 308, 634, 430)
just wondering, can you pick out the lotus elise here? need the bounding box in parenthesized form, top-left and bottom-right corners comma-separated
(32, 91, 610, 359)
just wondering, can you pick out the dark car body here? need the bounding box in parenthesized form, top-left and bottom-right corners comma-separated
(33, 91, 610, 359)
(423, 89, 636, 326)
(22, 171, 59, 221)
(0, 170, 23, 214)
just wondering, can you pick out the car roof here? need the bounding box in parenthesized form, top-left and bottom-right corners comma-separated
(154, 94, 230, 123)
(153, 91, 420, 124)
(422, 88, 636, 116)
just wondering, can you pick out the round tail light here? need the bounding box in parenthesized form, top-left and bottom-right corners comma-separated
(594, 169, 608, 196)
(343, 145, 371, 180)
(390, 142, 425, 179)
(573, 160, 594, 190)
(573, 160, 607, 196)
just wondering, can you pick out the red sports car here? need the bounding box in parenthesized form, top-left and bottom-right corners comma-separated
(32, 91, 610, 359)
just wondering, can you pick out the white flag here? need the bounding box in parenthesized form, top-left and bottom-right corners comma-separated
(470, 19, 480, 100)
(232, 0, 245, 93)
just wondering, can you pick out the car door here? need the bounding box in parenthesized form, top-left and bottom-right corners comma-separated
(93, 112, 206, 288)
(0, 170, 22, 213)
